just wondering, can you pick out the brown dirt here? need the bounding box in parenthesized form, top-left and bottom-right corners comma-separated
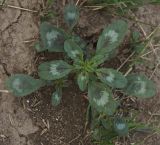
(0, 0, 40, 145)
(0, 1, 160, 145)
(129, 5, 160, 145)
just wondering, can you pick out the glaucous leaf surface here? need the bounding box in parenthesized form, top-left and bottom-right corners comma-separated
(124, 74, 156, 98)
(64, 39, 83, 61)
(51, 88, 62, 106)
(114, 117, 128, 136)
(64, 4, 79, 28)
(96, 20, 128, 50)
(38, 60, 72, 80)
(5, 74, 45, 97)
(88, 82, 118, 115)
(91, 20, 128, 66)
(97, 68, 127, 88)
(71, 35, 86, 50)
(40, 22, 67, 52)
(77, 72, 89, 91)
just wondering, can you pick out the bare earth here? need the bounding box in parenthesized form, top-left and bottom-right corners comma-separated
(0, 0, 40, 145)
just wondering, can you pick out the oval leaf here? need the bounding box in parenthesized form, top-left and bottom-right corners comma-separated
(77, 72, 89, 91)
(97, 68, 127, 88)
(51, 88, 62, 106)
(114, 117, 128, 136)
(97, 20, 128, 51)
(64, 4, 79, 28)
(124, 74, 156, 98)
(38, 60, 72, 80)
(5, 74, 45, 97)
(64, 39, 83, 61)
(88, 82, 118, 115)
(91, 20, 128, 66)
(40, 22, 67, 52)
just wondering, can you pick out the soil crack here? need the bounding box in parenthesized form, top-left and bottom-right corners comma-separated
(0, 60, 10, 76)
(1, 0, 22, 33)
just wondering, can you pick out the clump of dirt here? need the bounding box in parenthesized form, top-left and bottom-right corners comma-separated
(0, 0, 41, 73)
(23, 84, 92, 145)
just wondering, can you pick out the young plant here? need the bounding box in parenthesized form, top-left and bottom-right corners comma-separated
(5, 3, 156, 144)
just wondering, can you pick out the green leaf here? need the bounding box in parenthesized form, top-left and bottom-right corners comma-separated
(91, 110, 117, 143)
(51, 88, 62, 106)
(71, 35, 86, 50)
(40, 22, 67, 52)
(131, 31, 147, 54)
(92, 127, 117, 143)
(124, 74, 156, 98)
(132, 31, 141, 42)
(34, 41, 46, 52)
(114, 117, 128, 136)
(86, 105, 92, 123)
(38, 60, 72, 80)
(64, 4, 79, 28)
(64, 39, 83, 61)
(90, 107, 101, 129)
(90, 54, 107, 67)
(105, 100, 119, 116)
(92, 128, 103, 141)
(133, 43, 146, 54)
(91, 20, 128, 66)
(101, 118, 113, 130)
(97, 68, 127, 88)
(77, 72, 89, 91)
(5, 74, 45, 97)
(96, 20, 128, 50)
(88, 82, 118, 115)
